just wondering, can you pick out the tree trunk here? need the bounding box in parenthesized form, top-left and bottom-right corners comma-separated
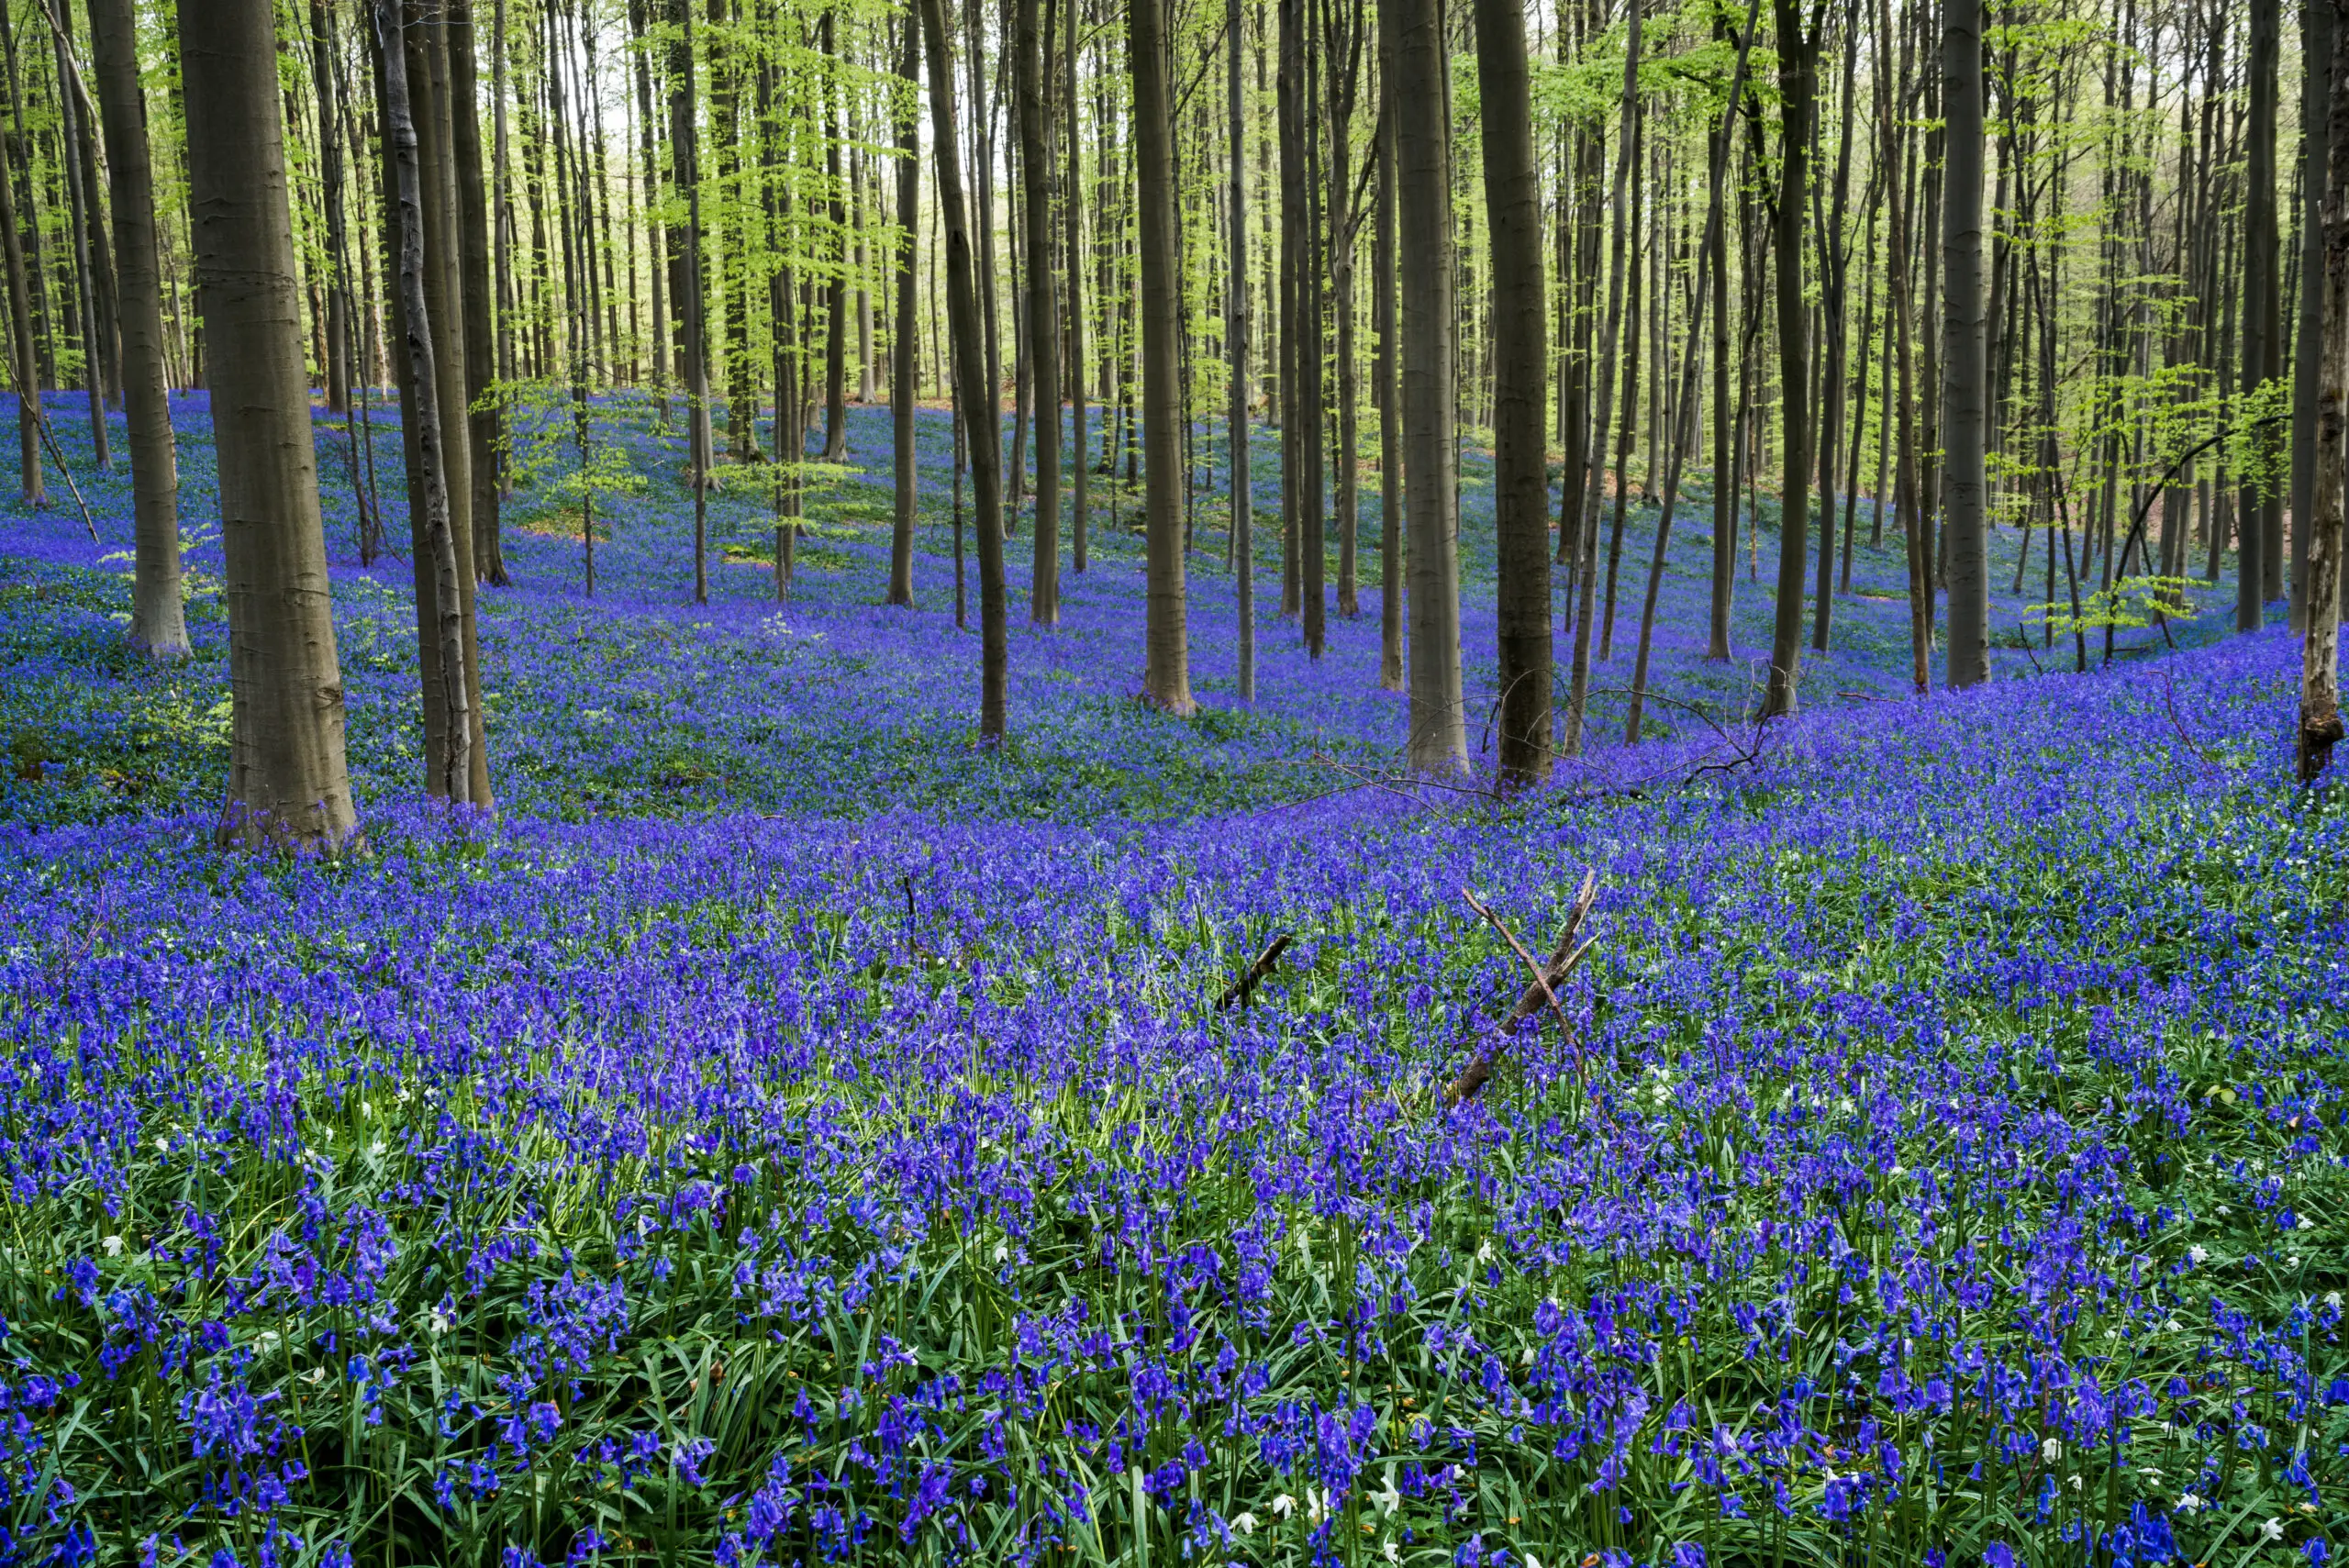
(890, 5, 918, 607)
(51, 17, 110, 470)
(1017, 0, 1061, 620)
(919, 0, 1008, 737)
(667, 0, 712, 600)
(1327, 0, 1364, 621)
(821, 6, 850, 460)
(1394, 0, 1462, 767)
(89, 0, 184, 655)
(186, 0, 357, 847)
(1230, 0, 1255, 697)
(0, 39, 39, 506)
(1131, 0, 1196, 712)
(1066, 0, 1087, 571)
(1760, 0, 1816, 717)
(450, 0, 505, 587)
(2242, 0, 2281, 627)
(2291, 0, 2330, 631)
(385, 0, 478, 806)
(1941, 0, 1988, 686)
(2299, 0, 2347, 782)
(1475, 0, 1547, 785)
(1375, 24, 1401, 692)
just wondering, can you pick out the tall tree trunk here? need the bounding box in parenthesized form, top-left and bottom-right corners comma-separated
(51, 18, 110, 470)
(1705, 5, 1735, 659)
(667, 0, 712, 600)
(451, 0, 505, 587)
(629, 0, 668, 417)
(821, 5, 850, 460)
(1375, 8, 1400, 691)
(1760, 0, 1816, 717)
(1395, 0, 1462, 767)
(1066, 0, 1087, 571)
(2299, 0, 2348, 782)
(313, 0, 350, 413)
(920, 0, 1008, 737)
(1326, 0, 1363, 621)
(1475, 0, 1547, 784)
(89, 0, 183, 655)
(1810, 17, 1857, 651)
(186, 0, 358, 848)
(1132, 0, 1196, 711)
(2242, 0, 2281, 627)
(1230, 0, 1255, 697)
(1942, 0, 1988, 686)
(382, 0, 472, 806)
(890, 5, 918, 607)
(2291, 0, 2331, 630)
(0, 39, 39, 506)
(1017, 0, 1061, 620)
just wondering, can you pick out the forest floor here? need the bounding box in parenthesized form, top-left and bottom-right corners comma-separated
(0, 391, 2342, 1568)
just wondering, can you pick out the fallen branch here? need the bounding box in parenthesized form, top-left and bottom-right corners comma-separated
(2158, 670, 2220, 768)
(1215, 929, 1295, 1011)
(1442, 872, 1599, 1107)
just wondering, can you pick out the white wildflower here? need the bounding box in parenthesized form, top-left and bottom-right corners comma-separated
(2042, 1439, 2063, 1463)
(301, 1366, 327, 1385)
(2298, 1216, 2316, 1231)
(1371, 1468, 1402, 1517)
(2187, 1246, 2210, 1265)
(100, 1236, 124, 1258)
(1475, 1240, 1496, 1265)
(2258, 1518, 2286, 1543)
(1229, 1514, 1257, 1537)
(1384, 1546, 1402, 1565)
(2177, 1495, 2205, 1512)
(1270, 1495, 1297, 1519)
(2324, 1291, 2342, 1311)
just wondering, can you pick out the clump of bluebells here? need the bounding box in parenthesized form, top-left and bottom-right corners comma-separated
(0, 399, 2342, 1565)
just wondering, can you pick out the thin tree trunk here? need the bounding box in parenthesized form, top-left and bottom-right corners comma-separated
(89, 0, 182, 654)
(2292, 0, 2331, 630)
(668, 0, 712, 601)
(920, 0, 1008, 736)
(2242, 0, 2281, 626)
(451, 0, 505, 587)
(1375, 11, 1401, 691)
(1017, 0, 1061, 620)
(0, 31, 40, 506)
(1230, 0, 1255, 697)
(890, 5, 918, 607)
(1066, 0, 1086, 570)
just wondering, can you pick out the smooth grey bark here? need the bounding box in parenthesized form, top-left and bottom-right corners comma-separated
(666, 0, 713, 601)
(1396, 0, 1462, 768)
(2292, 0, 2331, 630)
(890, 6, 918, 608)
(0, 49, 39, 506)
(1375, 0, 1400, 692)
(919, 0, 1008, 737)
(1065, 0, 1086, 571)
(1016, 0, 1060, 621)
(1760, 0, 1818, 717)
(450, 0, 504, 587)
(1131, 0, 1195, 712)
(1475, 0, 1548, 784)
(381, 0, 473, 806)
(183, 0, 355, 847)
(88, 0, 184, 655)
(50, 17, 109, 470)
(1941, 0, 1988, 687)
(2300, 0, 2349, 782)
(822, 6, 850, 460)
(2241, 0, 2281, 627)
(1230, 0, 1254, 698)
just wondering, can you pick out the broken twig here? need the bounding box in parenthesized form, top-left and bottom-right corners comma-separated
(1215, 929, 1295, 1011)
(1442, 872, 1599, 1107)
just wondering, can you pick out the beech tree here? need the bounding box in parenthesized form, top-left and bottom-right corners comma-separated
(183, 0, 356, 848)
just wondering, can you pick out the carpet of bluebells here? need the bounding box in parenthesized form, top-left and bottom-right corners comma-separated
(1, 390, 2344, 1568)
